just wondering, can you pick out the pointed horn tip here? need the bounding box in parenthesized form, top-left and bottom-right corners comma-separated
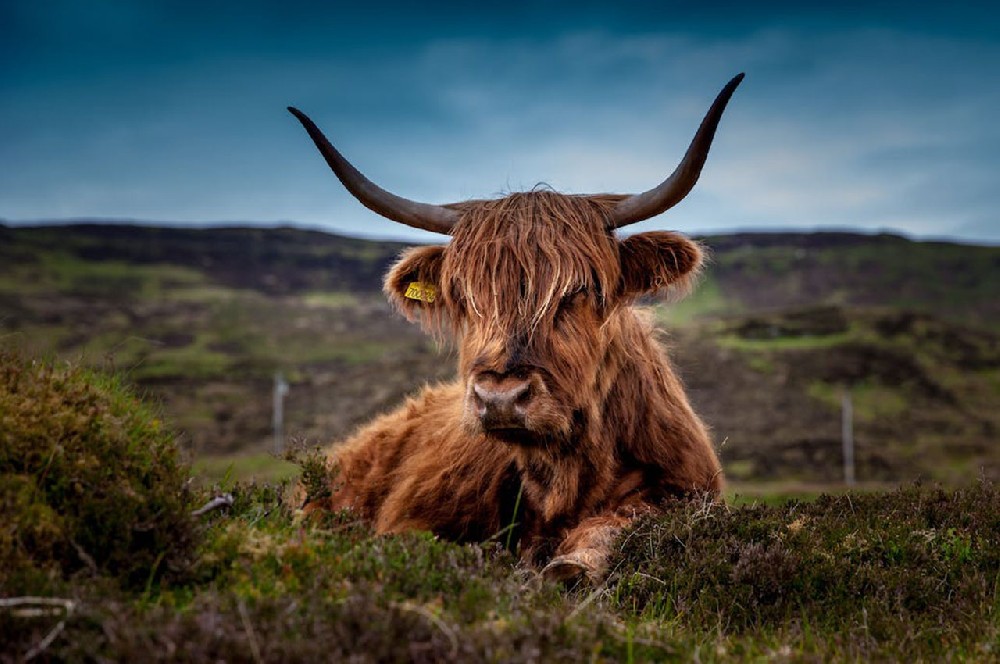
(726, 73, 746, 94)
(287, 107, 321, 133)
(722, 73, 746, 95)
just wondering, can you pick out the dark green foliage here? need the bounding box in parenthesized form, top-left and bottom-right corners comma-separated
(609, 484, 1000, 659)
(5, 456, 1000, 660)
(293, 447, 334, 507)
(3, 476, 650, 663)
(0, 350, 198, 589)
(731, 305, 849, 340)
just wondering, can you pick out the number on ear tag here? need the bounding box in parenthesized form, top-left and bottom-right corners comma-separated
(404, 282, 437, 303)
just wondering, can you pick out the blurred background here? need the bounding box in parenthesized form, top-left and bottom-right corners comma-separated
(2, 1, 998, 496)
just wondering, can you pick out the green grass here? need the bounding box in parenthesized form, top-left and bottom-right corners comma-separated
(4, 353, 1000, 661)
(133, 348, 235, 380)
(655, 274, 733, 326)
(6, 475, 999, 661)
(981, 368, 1000, 394)
(808, 381, 909, 421)
(34, 292, 407, 381)
(718, 330, 853, 351)
(300, 291, 358, 308)
(706, 234, 1000, 329)
(193, 453, 300, 485)
(168, 284, 246, 303)
(725, 480, 899, 506)
(743, 353, 776, 373)
(0, 253, 207, 300)
(609, 484, 1000, 659)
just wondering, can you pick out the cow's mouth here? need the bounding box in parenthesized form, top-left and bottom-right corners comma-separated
(484, 424, 573, 450)
(484, 425, 535, 443)
(484, 425, 553, 447)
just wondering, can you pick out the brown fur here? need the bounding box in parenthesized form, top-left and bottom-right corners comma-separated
(309, 190, 722, 580)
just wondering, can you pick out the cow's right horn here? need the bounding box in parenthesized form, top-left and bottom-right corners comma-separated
(608, 73, 745, 229)
(288, 107, 461, 235)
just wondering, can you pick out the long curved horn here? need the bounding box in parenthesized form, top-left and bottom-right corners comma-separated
(288, 107, 460, 234)
(609, 73, 745, 229)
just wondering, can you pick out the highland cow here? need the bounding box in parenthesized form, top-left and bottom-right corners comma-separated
(289, 73, 743, 581)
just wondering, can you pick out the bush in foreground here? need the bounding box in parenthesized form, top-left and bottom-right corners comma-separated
(0, 350, 197, 590)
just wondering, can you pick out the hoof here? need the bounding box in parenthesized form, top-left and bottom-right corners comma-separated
(542, 554, 593, 582)
(542, 547, 610, 583)
(543, 555, 589, 581)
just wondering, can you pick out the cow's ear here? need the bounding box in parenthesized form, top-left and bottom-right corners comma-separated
(618, 231, 704, 299)
(384, 245, 446, 322)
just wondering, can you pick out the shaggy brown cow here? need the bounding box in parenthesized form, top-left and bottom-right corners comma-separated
(289, 73, 743, 581)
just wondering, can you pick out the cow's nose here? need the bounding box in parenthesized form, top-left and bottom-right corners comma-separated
(473, 376, 533, 428)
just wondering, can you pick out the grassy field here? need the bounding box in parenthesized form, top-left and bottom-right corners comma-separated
(193, 452, 300, 485)
(3, 352, 999, 662)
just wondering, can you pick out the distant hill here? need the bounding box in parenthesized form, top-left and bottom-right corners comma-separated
(700, 232, 1000, 328)
(2, 222, 998, 485)
(0, 223, 410, 295)
(4, 223, 997, 326)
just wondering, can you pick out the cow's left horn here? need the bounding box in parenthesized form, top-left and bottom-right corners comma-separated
(609, 73, 745, 229)
(288, 107, 461, 234)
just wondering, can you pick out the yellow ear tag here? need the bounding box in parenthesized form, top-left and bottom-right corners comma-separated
(404, 282, 437, 303)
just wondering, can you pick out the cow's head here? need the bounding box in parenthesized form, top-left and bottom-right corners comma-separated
(289, 74, 743, 446)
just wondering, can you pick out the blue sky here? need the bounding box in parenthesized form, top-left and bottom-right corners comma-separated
(2, 1, 998, 243)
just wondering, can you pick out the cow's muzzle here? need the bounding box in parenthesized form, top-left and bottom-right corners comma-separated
(471, 371, 535, 430)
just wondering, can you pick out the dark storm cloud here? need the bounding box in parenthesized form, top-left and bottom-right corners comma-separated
(1, 1, 998, 242)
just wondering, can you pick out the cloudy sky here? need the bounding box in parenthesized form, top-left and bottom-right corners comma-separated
(2, 1, 998, 243)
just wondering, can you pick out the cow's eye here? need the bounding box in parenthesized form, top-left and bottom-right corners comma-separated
(555, 289, 587, 322)
(447, 285, 469, 316)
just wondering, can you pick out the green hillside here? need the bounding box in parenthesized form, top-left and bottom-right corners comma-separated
(672, 231, 1000, 328)
(1, 223, 997, 486)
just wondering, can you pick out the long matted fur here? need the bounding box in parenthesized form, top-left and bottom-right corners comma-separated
(308, 191, 722, 580)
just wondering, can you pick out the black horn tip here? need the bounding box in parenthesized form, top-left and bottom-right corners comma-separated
(287, 107, 321, 135)
(723, 73, 746, 95)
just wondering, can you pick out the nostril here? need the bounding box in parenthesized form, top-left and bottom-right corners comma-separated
(510, 367, 530, 381)
(514, 384, 532, 406)
(472, 385, 488, 416)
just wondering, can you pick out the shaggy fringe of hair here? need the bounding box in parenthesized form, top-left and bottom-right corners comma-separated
(384, 190, 705, 343)
(444, 192, 624, 340)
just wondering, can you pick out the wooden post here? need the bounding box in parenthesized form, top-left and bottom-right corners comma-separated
(842, 389, 855, 486)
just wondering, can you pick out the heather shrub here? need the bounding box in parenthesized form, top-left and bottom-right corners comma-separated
(609, 483, 1000, 658)
(0, 350, 197, 589)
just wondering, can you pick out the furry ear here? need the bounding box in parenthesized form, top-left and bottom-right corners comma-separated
(618, 231, 704, 299)
(384, 245, 446, 323)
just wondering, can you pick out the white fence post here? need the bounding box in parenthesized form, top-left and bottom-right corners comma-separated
(842, 389, 855, 486)
(273, 372, 289, 454)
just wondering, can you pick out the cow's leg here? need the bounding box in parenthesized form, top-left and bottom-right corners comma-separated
(542, 505, 654, 583)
